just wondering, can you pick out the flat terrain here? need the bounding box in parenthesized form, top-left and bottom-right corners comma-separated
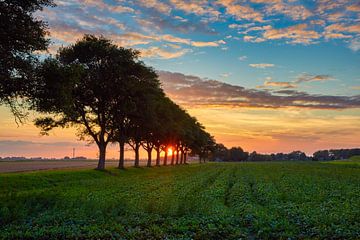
(0, 159, 148, 173)
(326, 155, 360, 166)
(0, 162, 359, 239)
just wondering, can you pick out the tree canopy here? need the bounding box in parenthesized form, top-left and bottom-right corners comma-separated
(0, 0, 53, 119)
(31, 35, 215, 169)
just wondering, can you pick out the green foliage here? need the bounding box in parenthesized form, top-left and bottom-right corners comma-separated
(0, 162, 359, 239)
(0, 0, 53, 120)
(325, 155, 360, 166)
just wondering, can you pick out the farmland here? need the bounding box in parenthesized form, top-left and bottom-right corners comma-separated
(326, 155, 360, 166)
(0, 162, 359, 239)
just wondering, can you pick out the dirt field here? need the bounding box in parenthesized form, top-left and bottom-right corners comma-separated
(0, 159, 148, 173)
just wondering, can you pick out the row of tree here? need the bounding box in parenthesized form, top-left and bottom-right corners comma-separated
(0, 1, 215, 170)
(210, 144, 310, 162)
(210, 144, 360, 162)
(313, 148, 360, 161)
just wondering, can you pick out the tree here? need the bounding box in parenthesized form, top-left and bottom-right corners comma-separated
(151, 96, 175, 166)
(211, 144, 229, 162)
(229, 147, 248, 161)
(313, 150, 331, 161)
(185, 118, 215, 164)
(112, 63, 162, 168)
(287, 151, 308, 161)
(0, 0, 53, 120)
(32, 35, 140, 170)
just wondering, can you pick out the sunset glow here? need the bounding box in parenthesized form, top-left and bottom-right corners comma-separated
(167, 147, 173, 156)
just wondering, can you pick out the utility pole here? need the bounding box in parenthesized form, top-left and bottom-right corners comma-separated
(72, 148, 75, 159)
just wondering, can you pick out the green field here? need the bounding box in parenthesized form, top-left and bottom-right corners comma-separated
(326, 155, 360, 166)
(1, 162, 359, 239)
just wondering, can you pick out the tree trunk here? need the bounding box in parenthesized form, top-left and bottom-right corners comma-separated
(118, 140, 125, 169)
(171, 151, 175, 165)
(164, 149, 168, 166)
(147, 148, 152, 167)
(184, 152, 187, 164)
(156, 148, 161, 166)
(180, 151, 184, 164)
(97, 143, 106, 170)
(176, 149, 179, 164)
(134, 144, 140, 167)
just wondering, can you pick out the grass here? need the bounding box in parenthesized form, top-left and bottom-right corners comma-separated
(0, 162, 359, 239)
(326, 155, 360, 166)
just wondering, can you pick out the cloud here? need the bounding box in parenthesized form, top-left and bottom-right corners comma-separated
(82, 0, 135, 13)
(137, 0, 172, 15)
(260, 0, 313, 20)
(169, 0, 220, 20)
(141, 47, 190, 59)
(39, 0, 360, 52)
(346, 4, 360, 12)
(228, 23, 255, 29)
(217, 0, 264, 22)
(161, 34, 191, 44)
(158, 71, 360, 109)
(294, 74, 334, 83)
(191, 40, 225, 47)
(315, 0, 348, 14)
(243, 35, 266, 43)
(136, 13, 216, 34)
(262, 24, 321, 44)
(238, 55, 248, 61)
(324, 32, 352, 39)
(220, 73, 232, 78)
(310, 20, 326, 26)
(325, 23, 360, 34)
(256, 73, 335, 89)
(40, 9, 223, 60)
(249, 63, 275, 68)
(349, 38, 360, 51)
(263, 81, 296, 88)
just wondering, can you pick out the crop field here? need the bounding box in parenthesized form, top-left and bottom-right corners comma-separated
(0, 162, 359, 239)
(326, 155, 360, 166)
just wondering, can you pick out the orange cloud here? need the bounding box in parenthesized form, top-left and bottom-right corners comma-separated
(263, 0, 312, 20)
(217, 0, 264, 22)
(82, 0, 135, 13)
(140, 47, 190, 59)
(346, 4, 360, 12)
(262, 24, 320, 44)
(158, 71, 360, 109)
(169, 0, 220, 19)
(263, 81, 296, 88)
(137, 0, 172, 14)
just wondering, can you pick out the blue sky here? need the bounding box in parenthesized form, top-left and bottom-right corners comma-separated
(0, 0, 359, 158)
(39, 0, 360, 95)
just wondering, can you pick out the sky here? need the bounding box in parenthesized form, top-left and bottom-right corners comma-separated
(1, 0, 360, 158)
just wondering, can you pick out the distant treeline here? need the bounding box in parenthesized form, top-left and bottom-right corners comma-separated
(209, 144, 360, 162)
(313, 148, 360, 161)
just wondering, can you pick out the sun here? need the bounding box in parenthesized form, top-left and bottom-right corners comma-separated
(167, 147, 173, 156)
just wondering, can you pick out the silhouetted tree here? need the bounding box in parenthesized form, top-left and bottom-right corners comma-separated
(313, 150, 331, 161)
(111, 62, 161, 168)
(32, 35, 140, 170)
(229, 147, 249, 161)
(211, 144, 229, 161)
(0, 0, 53, 120)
